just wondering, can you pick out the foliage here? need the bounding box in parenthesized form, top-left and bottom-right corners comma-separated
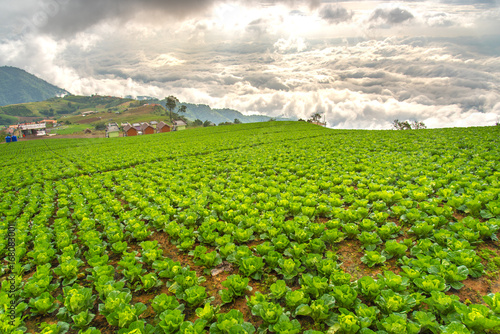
(392, 119, 426, 130)
(1, 122, 499, 333)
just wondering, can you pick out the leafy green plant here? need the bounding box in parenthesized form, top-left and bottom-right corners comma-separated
(321, 228, 346, 244)
(333, 308, 362, 334)
(331, 284, 359, 308)
(105, 303, 147, 328)
(413, 274, 448, 293)
(209, 309, 255, 334)
(378, 271, 410, 293)
(153, 258, 182, 279)
(116, 320, 156, 334)
(151, 294, 184, 315)
(251, 301, 283, 328)
(98, 291, 132, 317)
(382, 239, 408, 259)
(356, 276, 383, 302)
(220, 274, 252, 304)
(28, 292, 59, 316)
(135, 272, 163, 292)
(140, 240, 163, 264)
(169, 267, 206, 299)
(269, 280, 290, 301)
(183, 285, 209, 307)
(455, 303, 500, 332)
(358, 231, 383, 251)
(295, 294, 336, 325)
(375, 289, 416, 314)
(276, 258, 303, 280)
(376, 313, 420, 334)
(360, 250, 386, 267)
(270, 315, 302, 334)
(239, 256, 265, 280)
(38, 322, 70, 334)
(23, 263, 59, 298)
(300, 273, 329, 299)
(57, 284, 96, 321)
(483, 292, 500, 314)
(158, 309, 185, 334)
(53, 258, 84, 286)
(71, 309, 95, 329)
(196, 302, 220, 322)
(355, 303, 379, 329)
(285, 289, 310, 313)
(179, 319, 208, 334)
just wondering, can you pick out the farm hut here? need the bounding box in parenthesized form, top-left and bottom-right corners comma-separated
(123, 124, 138, 137)
(19, 122, 46, 136)
(141, 122, 155, 135)
(106, 123, 120, 138)
(173, 120, 187, 131)
(150, 121, 158, 128)
(157, 121, 171, 133)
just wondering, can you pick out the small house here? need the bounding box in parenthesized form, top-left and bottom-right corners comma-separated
(141, 122, 155, 135)
(19, 122, 47, 136)
(123, 124, 138, 137)
(106, 123, 120, 138)
(173, 120, 187, 131)
(157, 121, 171, 133)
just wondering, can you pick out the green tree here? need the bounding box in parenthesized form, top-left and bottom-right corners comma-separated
(95, 122, 106, 131)
(392, 119, 426, 130)
(309, 112, 322, 122)
(234, 118, 242, 124)
(165, 96, 179, 123)
(179, 105, 187, 114)
(203, 120, 212, 127)
(193, 119, 203, 126)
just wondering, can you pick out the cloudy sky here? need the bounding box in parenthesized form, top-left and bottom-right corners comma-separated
(1, 0, 499, 128)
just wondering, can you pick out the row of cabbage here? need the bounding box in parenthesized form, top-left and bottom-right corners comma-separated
(0, 122, 327, 190)
(0, 122, 499, 333)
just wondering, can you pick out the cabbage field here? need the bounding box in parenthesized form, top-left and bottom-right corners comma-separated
(1, 121, 500, 334)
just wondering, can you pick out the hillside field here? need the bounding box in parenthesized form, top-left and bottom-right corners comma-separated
(1, 122, 500, 334)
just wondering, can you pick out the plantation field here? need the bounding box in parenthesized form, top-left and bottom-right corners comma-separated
(1, 121, 500, 334)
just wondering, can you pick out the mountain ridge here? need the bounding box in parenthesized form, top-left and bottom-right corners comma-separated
(0, 66, 69, 107)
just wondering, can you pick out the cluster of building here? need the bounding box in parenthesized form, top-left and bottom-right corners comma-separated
(105, 120, 187, 138)
(5, 120, 57, 137)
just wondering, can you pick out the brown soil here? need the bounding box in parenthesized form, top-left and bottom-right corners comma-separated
(76, 117, 101, 124)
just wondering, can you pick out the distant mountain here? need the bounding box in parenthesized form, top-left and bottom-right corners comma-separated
(168, 102, 291, 124)
(0, 66, 69, 106)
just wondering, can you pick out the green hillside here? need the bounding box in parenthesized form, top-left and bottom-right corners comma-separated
(0, 66, 69, 106)
(0, 95, 135, 126)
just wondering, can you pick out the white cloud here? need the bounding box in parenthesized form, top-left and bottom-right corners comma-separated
(274, 36, 308, 53)
(1, 0, 499, 129)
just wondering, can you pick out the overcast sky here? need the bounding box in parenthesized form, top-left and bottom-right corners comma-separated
(1, 0, 499, 128)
